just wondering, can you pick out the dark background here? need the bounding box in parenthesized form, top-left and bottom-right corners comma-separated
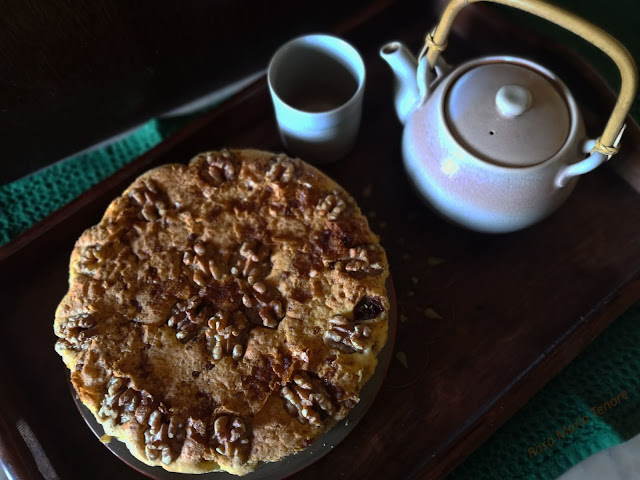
(0, 0, 374, 183)
(1, 0, 638, 184)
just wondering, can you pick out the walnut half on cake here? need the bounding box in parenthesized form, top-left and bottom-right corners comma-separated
(53, 149, 389, 475)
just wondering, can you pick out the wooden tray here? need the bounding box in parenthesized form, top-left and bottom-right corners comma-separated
(2, 1, 640, 479)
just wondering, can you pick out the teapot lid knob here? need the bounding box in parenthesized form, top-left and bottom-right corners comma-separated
(495, 84, 531, 117)
(444, 60, 571, 167)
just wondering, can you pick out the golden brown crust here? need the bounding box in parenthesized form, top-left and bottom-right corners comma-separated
(54, 149, 389, 475)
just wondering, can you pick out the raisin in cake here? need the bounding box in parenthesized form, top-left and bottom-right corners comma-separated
(54, 149, 389, 475)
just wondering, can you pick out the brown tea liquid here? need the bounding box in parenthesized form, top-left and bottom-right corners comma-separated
(279, 49, 358, 113)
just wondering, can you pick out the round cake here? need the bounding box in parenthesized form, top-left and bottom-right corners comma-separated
(53, 149, 389, 475)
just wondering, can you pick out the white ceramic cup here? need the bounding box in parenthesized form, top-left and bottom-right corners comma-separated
(267, 34, 366, 164)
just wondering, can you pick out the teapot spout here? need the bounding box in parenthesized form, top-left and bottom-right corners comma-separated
(380, 42, 420, 124)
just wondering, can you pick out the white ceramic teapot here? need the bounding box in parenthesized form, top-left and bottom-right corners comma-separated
(381, 0, 637, 233)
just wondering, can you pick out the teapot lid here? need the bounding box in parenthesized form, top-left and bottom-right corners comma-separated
(445, 60, 570, 167)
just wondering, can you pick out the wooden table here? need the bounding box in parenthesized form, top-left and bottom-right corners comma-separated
(2, 1, 640, 478)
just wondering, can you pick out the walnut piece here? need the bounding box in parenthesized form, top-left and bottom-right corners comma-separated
(281, 372, 334, 427)
(144, 416, 174, 464)
(75, 246, 104, 275)
(167, 297, 213, 342)
(229, 239, 271, 284)
(99, 379, 184, 465)
(168, 414, 186, 442)
(266, 155, 301, 183)
(205, 311, 249, 360)
(241, 282, 285, 328)
(343, 244, 385, 276)
(98, 377, 141, 426)
(55, 313, 97, 353)
(186, 417, 207, 444)
(192, 150, 237, 197)
(209, 415, 251, 462)
(323, 315, 372, 353)
(134, 390, 157, 425)
(129, 179, 167, 221)
(317, 190, 354, 221)
(184, 240, 227, 285)
(143, 404, 187, 465)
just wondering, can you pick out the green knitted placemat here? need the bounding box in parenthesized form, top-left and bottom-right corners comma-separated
(0, 120, 159, 245)
(0, 114, 196, 246)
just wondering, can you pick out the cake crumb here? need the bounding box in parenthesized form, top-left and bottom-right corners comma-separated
(396, 351, 409, 368)
(424, 307, 443, 320)
(427, 256, 446, 267)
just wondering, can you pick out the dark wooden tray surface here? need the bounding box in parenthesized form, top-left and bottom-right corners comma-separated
(2, 1, 640, 479)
